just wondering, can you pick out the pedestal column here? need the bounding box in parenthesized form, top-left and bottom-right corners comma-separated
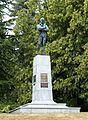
(32, 55, 55, 104)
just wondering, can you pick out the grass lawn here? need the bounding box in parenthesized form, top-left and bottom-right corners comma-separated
(0, 112, 88, 120)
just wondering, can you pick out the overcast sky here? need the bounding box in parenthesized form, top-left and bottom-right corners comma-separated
(3, 1, 15, 35)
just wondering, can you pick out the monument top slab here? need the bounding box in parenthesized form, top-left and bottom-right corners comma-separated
(34, 55, 50, 66)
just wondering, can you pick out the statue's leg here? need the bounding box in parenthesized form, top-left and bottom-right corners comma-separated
(42, 37, 46, 55)
(42, 46, 45, 55)
(38, 44, 40, 54)
(37, 36, 42, 54)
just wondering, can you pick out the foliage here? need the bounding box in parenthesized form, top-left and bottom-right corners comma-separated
(0, 0, 88, 112)
(11, 0, 38, 105)
(0, 0, 18, 112)
(44, 0, 88, 111)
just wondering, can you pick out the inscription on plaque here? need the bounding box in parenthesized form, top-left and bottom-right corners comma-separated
(41, 73, 48, 88)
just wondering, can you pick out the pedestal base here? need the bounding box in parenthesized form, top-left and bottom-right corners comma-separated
(10, 55, 80, 113)
(10, 103, 80, 113)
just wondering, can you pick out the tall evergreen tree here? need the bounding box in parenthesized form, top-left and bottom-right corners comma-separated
(43, 0, 88, 111)
(0, 0, 17, 112)
(12, 0, 38, 105)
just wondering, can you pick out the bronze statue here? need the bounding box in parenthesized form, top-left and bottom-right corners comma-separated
(37, 18, 48, 55)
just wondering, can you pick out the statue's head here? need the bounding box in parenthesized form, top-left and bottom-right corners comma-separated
(40, 18, 45, 24)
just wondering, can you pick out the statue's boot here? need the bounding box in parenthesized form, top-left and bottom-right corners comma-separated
(37, 44, 41, 54)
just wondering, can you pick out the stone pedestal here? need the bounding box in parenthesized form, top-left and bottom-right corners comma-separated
(32, 55, 55, 104)
(10, 55, 80, 113)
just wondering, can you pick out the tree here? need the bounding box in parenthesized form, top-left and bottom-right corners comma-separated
(43, 0, 88, 111)
(0, 0, 18, 112)
(12, 0, 38, 105)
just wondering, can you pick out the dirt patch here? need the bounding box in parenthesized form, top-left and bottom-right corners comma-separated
(0, 113, 88, 120)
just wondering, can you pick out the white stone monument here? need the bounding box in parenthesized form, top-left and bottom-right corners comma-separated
(11, 55, 80, 113)
(32, 55, 55, 104)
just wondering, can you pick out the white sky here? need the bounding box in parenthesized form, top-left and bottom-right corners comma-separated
(3, 1, 16, 35)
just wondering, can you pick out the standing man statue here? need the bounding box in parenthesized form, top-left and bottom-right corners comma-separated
(37, 18, 49, 55)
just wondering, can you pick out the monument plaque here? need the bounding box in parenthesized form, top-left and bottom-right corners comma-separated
(41, 73, 48, 88)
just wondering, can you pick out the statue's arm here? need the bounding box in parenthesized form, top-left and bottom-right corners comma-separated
(37, 24, 45, 31)
(44, 25, 49, 32)
(37, 24, 49, 32)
